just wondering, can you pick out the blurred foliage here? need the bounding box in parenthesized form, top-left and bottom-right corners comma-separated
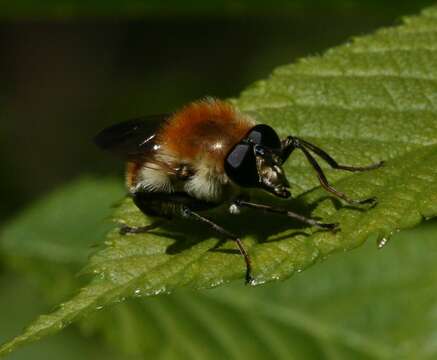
(0, 179, 125, 358)
(0, 178, 124, 301)
(1, 178, 437, 358)
(0, 273, 123, 360)
(1, 4, 437, 355)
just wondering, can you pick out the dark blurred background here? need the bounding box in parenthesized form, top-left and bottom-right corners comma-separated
(0, 1, 434, 221)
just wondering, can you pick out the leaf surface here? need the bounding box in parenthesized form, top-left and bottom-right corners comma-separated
(4, 200, 437, 359)
(96, 221, 437, 359)
(0, 273, 123, 360)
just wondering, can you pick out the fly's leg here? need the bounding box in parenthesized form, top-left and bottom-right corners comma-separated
(234, 200, 339, 231)
(182, 207, 253, 284)
(291, 137, 384, 172)
(281, 136, 383, 205)
(123, 191, 252, 283)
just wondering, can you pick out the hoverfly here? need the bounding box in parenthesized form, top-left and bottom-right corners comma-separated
(95, 98, 383, 283)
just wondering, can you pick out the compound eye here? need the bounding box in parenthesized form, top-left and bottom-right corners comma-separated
(246, 124, 281, 149)
(224, 143, 258, 187)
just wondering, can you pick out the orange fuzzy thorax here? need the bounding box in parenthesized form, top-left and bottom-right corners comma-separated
(159, 99, 254, 166)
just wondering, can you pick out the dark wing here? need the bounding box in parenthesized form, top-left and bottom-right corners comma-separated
(94, 114, 169, 159)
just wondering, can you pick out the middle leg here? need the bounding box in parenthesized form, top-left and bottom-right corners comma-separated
(234, 199, 339, 230)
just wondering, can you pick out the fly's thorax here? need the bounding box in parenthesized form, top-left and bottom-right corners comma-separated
(127, 143, 237, 204)
(134, 163, 174, 194)
(127, 149, 176, 194)
(158, 99, 255, 166)
(183, 157, 236, 203)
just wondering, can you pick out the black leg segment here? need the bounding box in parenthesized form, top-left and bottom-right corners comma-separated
(281, 136, 383, 205)
(182, 207, 253, 284)
(291, 137, 384, 172)
(121, 191, 253, 283)
(234, 199, 338, 230)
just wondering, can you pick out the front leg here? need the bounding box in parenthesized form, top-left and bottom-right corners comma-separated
(280, 136, 383, 205)
(281, 136, 384, 171)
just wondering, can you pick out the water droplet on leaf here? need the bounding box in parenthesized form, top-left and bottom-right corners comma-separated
(377, 236, 390, 249)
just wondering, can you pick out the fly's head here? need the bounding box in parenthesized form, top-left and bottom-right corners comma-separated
(224, 124, 291, 198)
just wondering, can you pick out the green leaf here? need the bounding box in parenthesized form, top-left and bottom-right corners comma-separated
(2, 5, 437, 356)
(3, 182, 437, 358)
(0, 177, 124, 300)
(88, 220, 437, 359)
(0, 272, 123, 360)
(1, 177, 123, 264)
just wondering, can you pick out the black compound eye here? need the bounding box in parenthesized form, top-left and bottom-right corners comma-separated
(224, 143, 259, 187)
(246, 124, 281, 149)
